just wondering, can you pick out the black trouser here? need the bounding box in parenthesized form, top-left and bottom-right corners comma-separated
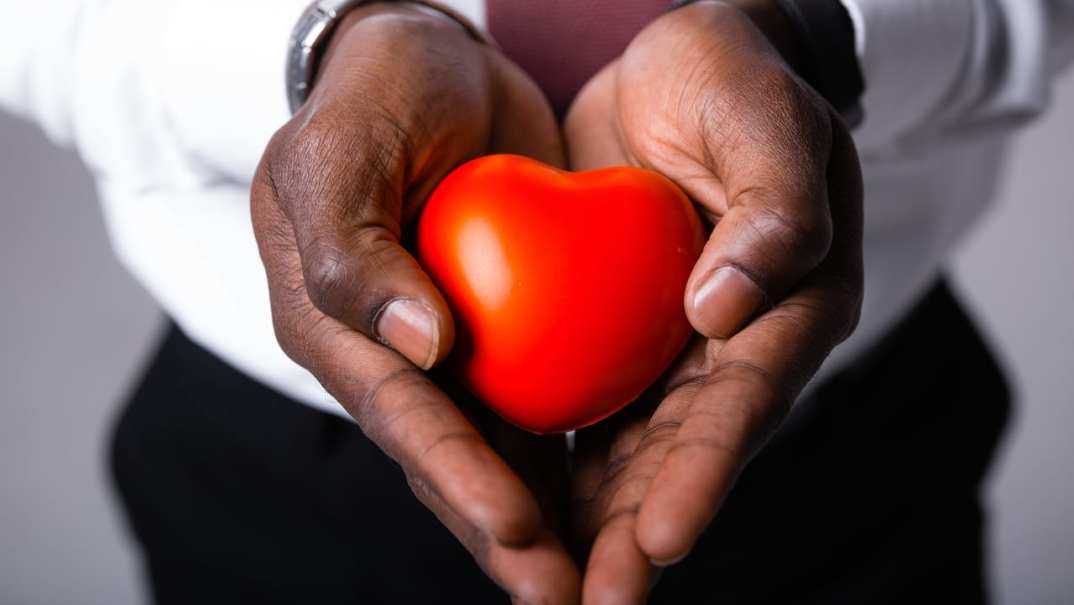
(110, 280, 1010, 604)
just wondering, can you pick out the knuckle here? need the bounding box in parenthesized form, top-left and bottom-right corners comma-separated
(706, 359, 792, 425)
(602, 472, 656, 516)
(718, 64, 832, 167)
(268, 290, 339, 372)
(261, 126, 300, 204)
(268, 298, 304, 362)
(709, 358, 776, 392)
(302, 241, 356, 318)
(264, 122, 297, 169)
(636, 420, 682, 453)
(666, 434, 741, 465)
(354, 367, 435, 443)
(301, 227, 405, 331)
(294, 114, 354, 176)
(264, 126, 321, 208)
(740, 200, 833, 270)
(754, 66, 831, 139)
(598, 505, 641, 529)
(280, 109, 406, 208)
(419, 430, 482, 460)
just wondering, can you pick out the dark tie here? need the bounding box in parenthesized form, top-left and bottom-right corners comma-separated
(487, 0, 670, 116)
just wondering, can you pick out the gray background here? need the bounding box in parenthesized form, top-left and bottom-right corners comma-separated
(2, 73, 1072, 604)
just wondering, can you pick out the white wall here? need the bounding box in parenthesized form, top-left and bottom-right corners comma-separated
(952, 72, 1074, 605)
(0, 114, 159, 605)
(1, 73, 1072, 604)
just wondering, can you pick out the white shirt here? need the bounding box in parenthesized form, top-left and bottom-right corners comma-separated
(2, 0, 1073, 420)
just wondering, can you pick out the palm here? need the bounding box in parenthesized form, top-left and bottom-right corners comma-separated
(561, 5, 864, 602)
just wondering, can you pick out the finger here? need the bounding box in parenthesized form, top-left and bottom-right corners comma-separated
(492, 528, 582, 605)
(487, 51, 567, 168)
(575, 385, 699, 605)
(266, 11, 496, 368)
(684, 173, 832, 340)
(571, 412, 648, 547)
(583, 513, 653, 605)
(635, 117, 864, 564)
(563, 62, 631, 170)
(682, 72, 835, 338)
(251, 171, 541, 548)
(637, 280, 848, 563)
(410, 472, 581, 605)
(482, 414, 571, 535)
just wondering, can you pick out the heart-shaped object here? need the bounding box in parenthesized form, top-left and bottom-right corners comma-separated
(417, 155, 704, 434)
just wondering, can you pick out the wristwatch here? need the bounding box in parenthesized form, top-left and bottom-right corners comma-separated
(285, 0, 486, 114)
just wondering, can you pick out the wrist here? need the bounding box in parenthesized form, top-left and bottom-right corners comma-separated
(672, 0, 864, 125)
(768, 0, 863, 124)
(319, 3, 475, 82)
(289, 0, 487, 113)
(719, 0, 810, 76)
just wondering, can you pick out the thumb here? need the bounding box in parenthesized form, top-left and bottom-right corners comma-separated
(263, 117, 457, 369)
(259, 5, 506, 368)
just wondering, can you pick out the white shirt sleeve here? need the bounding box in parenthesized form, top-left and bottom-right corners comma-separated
(0, 0, 491, 419)
(148, 1, 306, 182)
(0, 0, 85, 144)
(0, 0, 486, 185)
(1, 0, 311, 186)
(153, 0, 486, 181)
(842, 0, 1074, 154)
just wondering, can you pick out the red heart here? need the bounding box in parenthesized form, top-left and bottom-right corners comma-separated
(417, 155, 704, 434)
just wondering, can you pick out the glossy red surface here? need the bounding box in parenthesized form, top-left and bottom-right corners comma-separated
(417, 155, 704, 433)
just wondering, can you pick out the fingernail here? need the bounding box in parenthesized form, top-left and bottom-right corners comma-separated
(691, 266, 765, 338)
(376, 298, 439, 369)
(650, 553, 687, 567)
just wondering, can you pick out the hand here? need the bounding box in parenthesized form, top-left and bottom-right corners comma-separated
(564, 1, 864, 602)
(250, 5, 577, 603)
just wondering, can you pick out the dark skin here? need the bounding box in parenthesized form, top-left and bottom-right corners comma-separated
(565, 3, 863, 602)
(251, 5, 579, 603)
(250, 2, 863, 604)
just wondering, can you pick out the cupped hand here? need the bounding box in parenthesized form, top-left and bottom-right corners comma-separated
(250, 5, 577, 603)
(564, 2, 864, 603)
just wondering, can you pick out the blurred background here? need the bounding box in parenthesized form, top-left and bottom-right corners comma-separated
(1, 72, 1072, 604)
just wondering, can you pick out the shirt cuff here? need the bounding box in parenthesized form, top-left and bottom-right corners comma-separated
(837, 0, 865, 60)
(0, 0, 84, 145)
(839, 0, 975, 151)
